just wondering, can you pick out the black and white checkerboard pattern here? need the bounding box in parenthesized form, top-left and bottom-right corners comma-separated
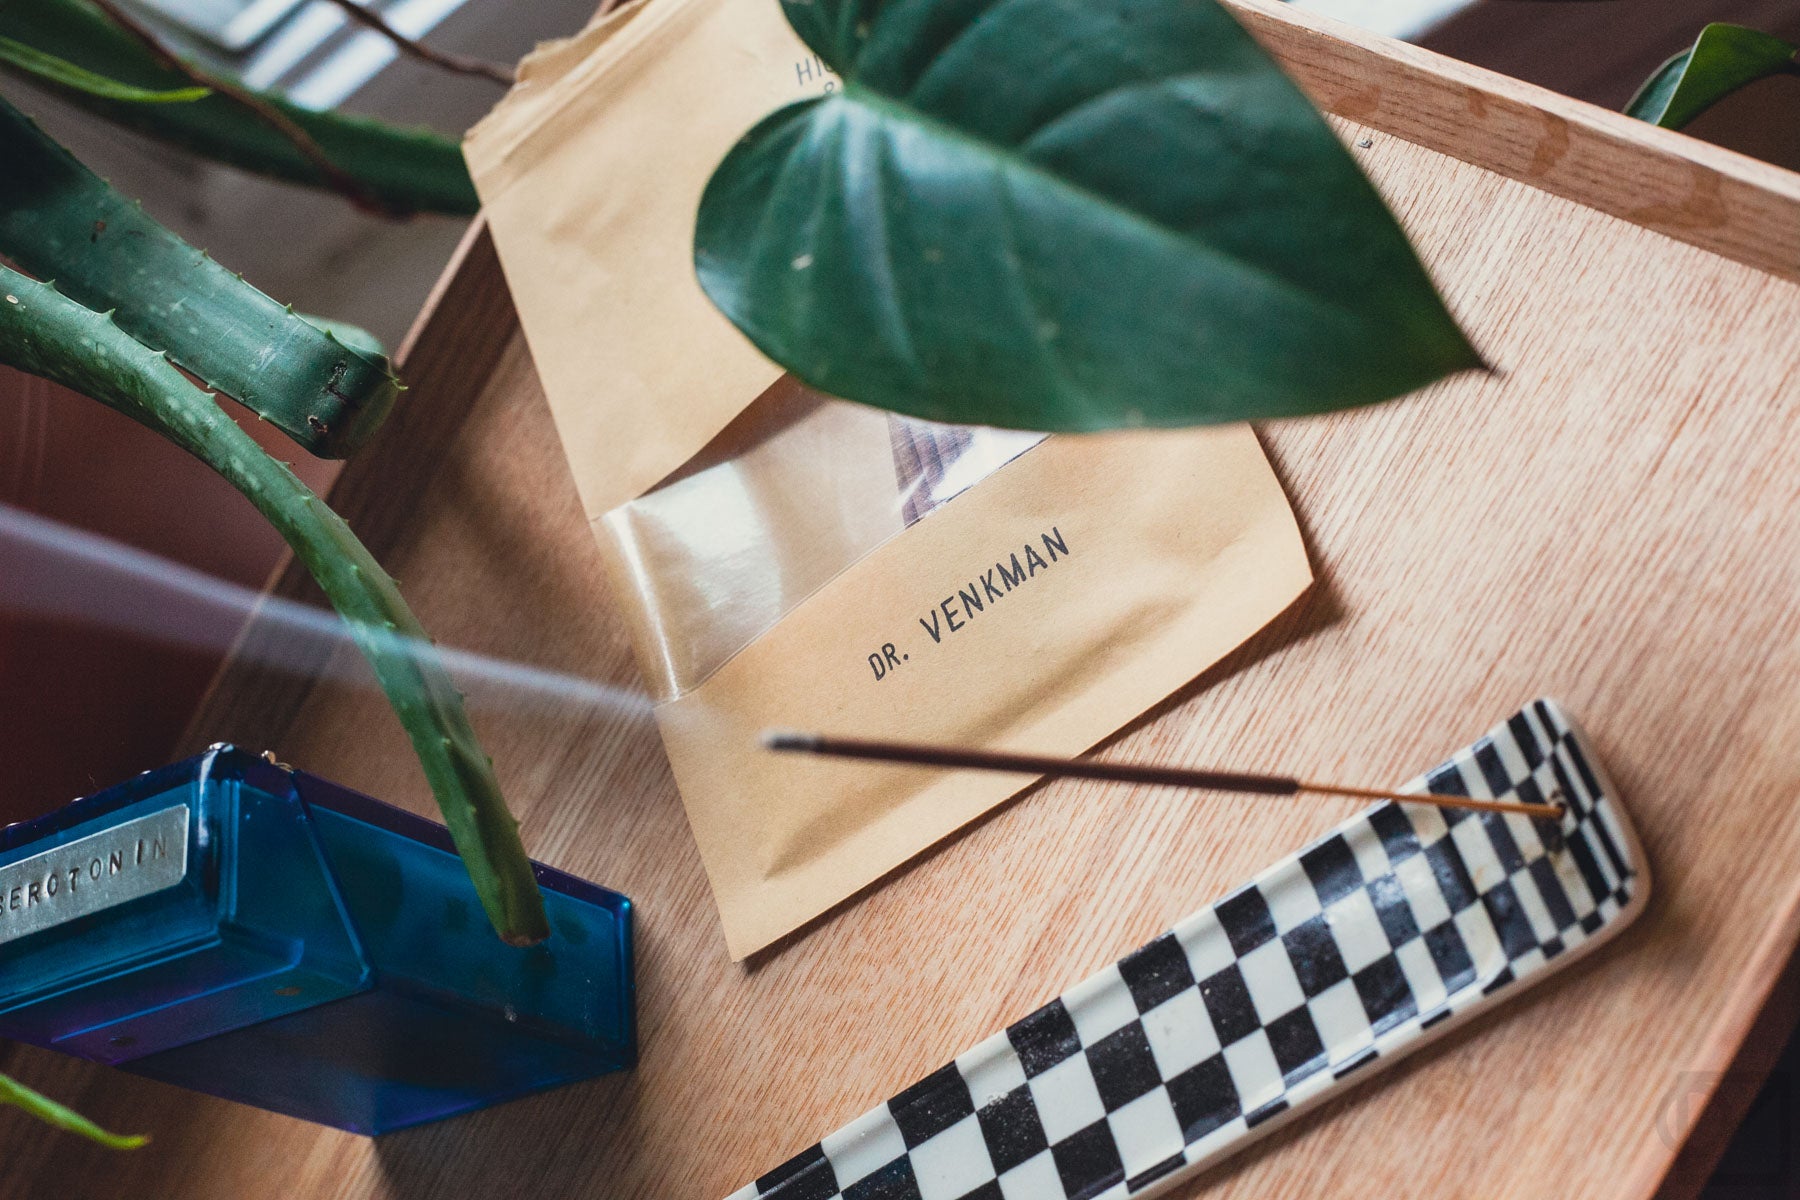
(729, 700, 1647, 1200)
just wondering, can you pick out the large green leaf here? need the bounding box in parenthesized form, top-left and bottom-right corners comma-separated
(0, 1072, 145, 1148)
(695, 0, 1481, 432)
(1626, 23, 1798, 130)
(0, 0, 477, 215)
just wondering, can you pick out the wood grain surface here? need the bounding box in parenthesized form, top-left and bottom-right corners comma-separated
(5, 8, 1800, 1199)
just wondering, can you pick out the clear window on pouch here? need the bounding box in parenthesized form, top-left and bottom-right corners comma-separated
(599, 374, 1045, 702)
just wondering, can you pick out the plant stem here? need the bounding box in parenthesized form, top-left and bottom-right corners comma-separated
(0, 270, 549, 946)
(83, 0, 384, 212)
(316, 0, 514, 86)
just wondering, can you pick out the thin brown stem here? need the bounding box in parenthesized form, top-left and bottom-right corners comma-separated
(86, 0, 390, 214)
(316, 0, 514, 86)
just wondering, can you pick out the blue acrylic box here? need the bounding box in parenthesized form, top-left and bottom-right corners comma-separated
(0, 746, 635, 1134)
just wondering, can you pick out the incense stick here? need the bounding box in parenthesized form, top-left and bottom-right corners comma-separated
(762, 731, 1565, 820)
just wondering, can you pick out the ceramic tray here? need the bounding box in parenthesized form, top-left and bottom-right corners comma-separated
(731, 700, 1648, 1200)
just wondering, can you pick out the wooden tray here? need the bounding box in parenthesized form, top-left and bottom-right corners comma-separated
(5, 2, 1799, 1195)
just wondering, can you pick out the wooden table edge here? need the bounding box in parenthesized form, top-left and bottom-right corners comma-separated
(1225, 0, 1800, 287)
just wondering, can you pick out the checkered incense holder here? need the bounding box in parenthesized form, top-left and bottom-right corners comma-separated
(732, 699, 1649, 1200)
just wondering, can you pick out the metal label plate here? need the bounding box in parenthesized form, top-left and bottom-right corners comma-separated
(0, 806, 190, 946)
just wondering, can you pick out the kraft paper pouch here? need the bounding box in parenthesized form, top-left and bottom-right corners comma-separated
(466, 0, 1314, 959)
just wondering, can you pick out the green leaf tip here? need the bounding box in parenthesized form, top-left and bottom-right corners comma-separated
(694, 0, 1479, 433)
(1626, 23, 1799, 130)
(0, 35, 208, 103)
(0, 1072, 147, 1149)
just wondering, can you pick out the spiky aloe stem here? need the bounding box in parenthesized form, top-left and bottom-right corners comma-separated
(0, 1072, 144, 1148)
(0, 269, 549, 946)
(0, 97, 401, 458)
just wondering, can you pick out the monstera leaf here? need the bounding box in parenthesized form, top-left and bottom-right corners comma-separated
(1627, 23, 1798, 130)
(695, 0, 1481, 432)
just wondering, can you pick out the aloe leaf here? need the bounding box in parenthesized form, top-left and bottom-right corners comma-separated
(0, 0, 477, 215)
(694, 0, 1480, 432)
(302, 314, 386, 360)
(0, 99, 398, 457)
(0, 269, 550, 946)
(0, 35, 207, 101)
(1627, 23, 1798, 130)
(0, 1071, 146, 1148)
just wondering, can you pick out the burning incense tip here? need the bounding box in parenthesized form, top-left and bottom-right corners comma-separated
(762, 729, 819, 752)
